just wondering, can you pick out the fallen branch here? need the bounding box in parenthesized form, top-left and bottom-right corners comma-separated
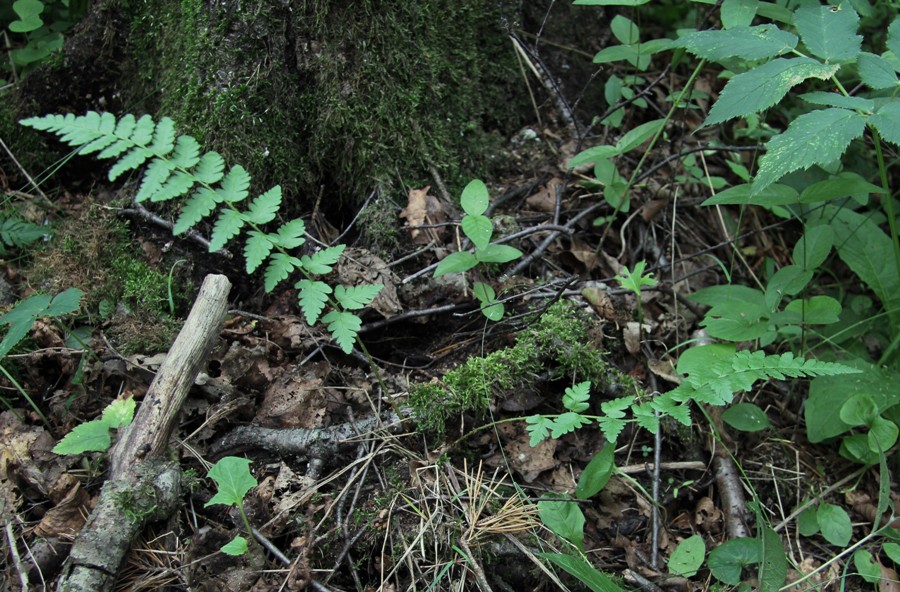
(55, 274, 231, 592)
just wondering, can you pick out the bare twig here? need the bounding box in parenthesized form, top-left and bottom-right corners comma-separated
(6, 521, 29, 591)
(118, 203, 233, 259)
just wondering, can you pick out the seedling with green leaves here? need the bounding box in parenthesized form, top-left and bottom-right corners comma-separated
(433, 179, 522, 321)
(204, 456, 258, 556)
(19, 112, 381, 354)
(53, 397, 135, 455)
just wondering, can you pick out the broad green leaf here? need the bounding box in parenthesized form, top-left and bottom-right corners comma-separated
(220, 536, 249, 556)
(799, 92, 873, 111)
(797, 507, 819, 536)
(765, 265, 812, 310)
(537, 553, 625, 592)
(244, 231, 274, 274)
(854, 550, 882, 583)
(334, 284, 382, 310)
(889, 18, 900, 58)
(869, 102, 900, 147)
(101, 398, 136, 429)
(793, 225, 833, 270)
(793, 3, 861, 63)
(475, 244, 523, 264)
(472, 281, 496, 305)
(708, 537, 759, 585)
(570, 145, 620, 168)
(799, 172, 884, 204)
(206, 456, 257, 508)
(721, 0, 758, 29)
(243, 186, 282, 225)
(45, 288, 83, 317)
(704, 58, 839, 127)
(840, 433, 879, 465)
(209, 209, 245, 252)
(300, 244, 345, 275)
(263, 253, 301, 292)
(433, 252, 478, 276)
(538, 496, 584, 550)
(776, 295, 841, 325)
(9, 0, 44, 33)
(461, 214, 492, 250)
(839, 393, 879, 427)
(321, 310, 362, 353)
(669, 535, 705, 577)
(611, 15, 639, 45)
(703, 183, 800, 207)
(868, 416, 898, 452)
(816, 503, 851, 546)
(216, 166, 251, 203)
(858, 53, 898, 90)
(752, 108, 866, 194)
(722, 403, 772, 432)
(883, 542, 900, 565)
(52, 420, 111, 455)
(460, 179, 489, 216)
(576, 444, 615, 499)
(615, 119, 664, 153)
(758, 527, 787, 592)
(675, 25, 796, 62)
(295, 279, 332, 325)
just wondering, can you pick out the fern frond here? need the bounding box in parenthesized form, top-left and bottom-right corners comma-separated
(174, 188, 219, 235)
(263, 253, 302, 292)
(272, 219, 306, 249)
(193, 152, 226, 184)
(244, 231, 274, 274)
(731, 350, 859, 380)
(296, 279, 332, 325)
(216, 166, 251, 203)
(0, 217, 49, 254)
(334, 284, 383, 310)
(243, 186, 281, 224)
(209, 209, 245, 252)
(301, 244, 345, 274)
(171, 135, 202, 169)
(321, 310, 362, 354)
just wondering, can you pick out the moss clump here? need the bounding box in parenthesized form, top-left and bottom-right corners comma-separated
(409, 301, 610, 436)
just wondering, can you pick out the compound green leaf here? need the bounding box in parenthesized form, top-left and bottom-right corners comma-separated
(216, 166, 251, 203)
(321, 310, 362, 353)
(551, 412, 591, 438)
(244, 231, 274, 274)
(192, 151, 226, 184)
(669, 535, 705, 577)
(205, 456, 257, 508)
(537, 553, 625, 592)
(242, 186, 281, 225)
(174, 188, 219, 235)
(598, 416, 627, 442)
(130, 114, 155, 146)
(537, 496, 584, 551)
(433, 251, 478, 277)
(793, 3, 861, 63)
(723, 403, 772, 432)
(272, 218, 306, 249)
(475, 244, 522, 264)
(301, 244, 345, 275)
(460, 179, 489, 216)
(753, 108, 866, 194)
(816, 503, 851, 546)
(630, 403, 659, 434)
(109, 146, 154, 181)
(52, 420, 111, 455)
(295, 279, 332, 325)
(675, 25, 796, 62)
(704, 58, 838, 127)
(134, 158, 175, 202)
(858, 53, 898, 90)
(461, 214, 493, 250)
(263, 253, 300, 292)
(869, 102, 900, 147)
(150, 171, 195, 203)
(600, 396, 631, 420)
(209, 208, 245, 253)
(334, 284, 383, 310)
(576, 444, 615, 499)
(708, 537, 759, 585)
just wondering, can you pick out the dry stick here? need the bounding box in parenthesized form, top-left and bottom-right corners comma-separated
(0, 135, 50, 204)
(6, 521, 29, 591)
(118, 203, 233, 259)
(56, 274, 231, 592)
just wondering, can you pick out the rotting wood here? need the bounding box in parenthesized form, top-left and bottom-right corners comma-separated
(55, 274, 231, 592)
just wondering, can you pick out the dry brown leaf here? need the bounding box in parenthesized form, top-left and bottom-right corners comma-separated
(525, 178, 562, 212)
(336, 248, 402, 318)
(693, 496, 723, 535)
(255, 363, 330, 429)
(623, 322, 651, 355)
(35, 481, 92, 538)
(399, 186, 447, 245)
(486, 423, 557, 482)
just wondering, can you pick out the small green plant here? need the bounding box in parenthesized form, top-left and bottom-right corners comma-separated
(615, 259, 657, 326)
(433, 179, 522, 321)
(52, 397, 135, 455)
(19, 111, 382, 354)
(204, 456, 258, 556)
(2, 0, 88, 77)
(0, 213, 49, 255)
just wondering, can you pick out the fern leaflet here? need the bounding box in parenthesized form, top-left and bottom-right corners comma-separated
(301, 245, 345, 274)
(243, 186, 281, 224)
(334, 284, 383, 310)
(244, 232, 275, 274)
(321, 310, 362, 354)
(264, 253, 301, 293)
(296, 279, 332, 325)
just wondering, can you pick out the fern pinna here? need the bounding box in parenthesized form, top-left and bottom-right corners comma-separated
(21, 111, 381, 353)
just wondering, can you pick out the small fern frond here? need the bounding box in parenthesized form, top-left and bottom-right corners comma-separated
(0, 217, 49, 254)
(296, 279, 332, 325)
(321, 310, 362, 354)
(334, 284, 383, 310)
(264, 253, 302, 292)
(243, 186, 282, 225)
(174, 188, 219, 235)
(731, 350, 859, 380)
(244, 231, 275, 274)
(272, 219, 306, 249)
(301, 244, 345, 274)
(209, 209, 246, 252)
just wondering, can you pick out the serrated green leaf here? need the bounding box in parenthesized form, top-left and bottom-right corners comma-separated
(433, 251, 478, 277)
(461, 214, 493, 249)
(243, 186, 282, 225)
(551, 412, 591, 438)
(321, 310, 362, 353)
(148, 117, 176, 155)
(475, 244, 522, 264)
(799, 92, 873, 111)
(192, 151, 226, 184)
(134, 158, 175, 202)
(816, 503, 851, 546)
(295, 279, 332, 325)
(669, 534, 705, 577)
(272, 218, 306, 249)
(150, 171, 195, 203)
(244, 231, 274, 274)
(723, 403, 772, 432)
(538, 496, 584, 550)
(576, 444, 615, 499)
(171, 135, 201, 168)
(598, 416, 627, 442)
(562, 381, 591, 413)
(209, 209, 245, 252)
(263, 253, 301, 292)
(752, 108, 866, 194)
(301, 244, 345, 274)
(675, 25, 796, 62)
(52, 420, 111, 455)
(631, 403, 658, 434)
(793, 3, 861, 63)
(704, 58, 839, 127)
(101, 398, 136, 429)
(870, 102, 900, 147)
(526, 415, 553, 446)
(220, 536, 249, 556)
(216, 166, 251, 203)
(205, 456, 257, 508)
(174, 188, 219, 235)
(45, 288, 83, 317)
(334, 284, 382, 310)
(109, 146, 153, 181)
(858, 53, 898, 90)
(460, 179, 489, 216)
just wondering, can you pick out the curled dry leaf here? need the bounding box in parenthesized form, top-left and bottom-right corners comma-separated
(35, 482, 92, 538)
(399, 186, 447, 245)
